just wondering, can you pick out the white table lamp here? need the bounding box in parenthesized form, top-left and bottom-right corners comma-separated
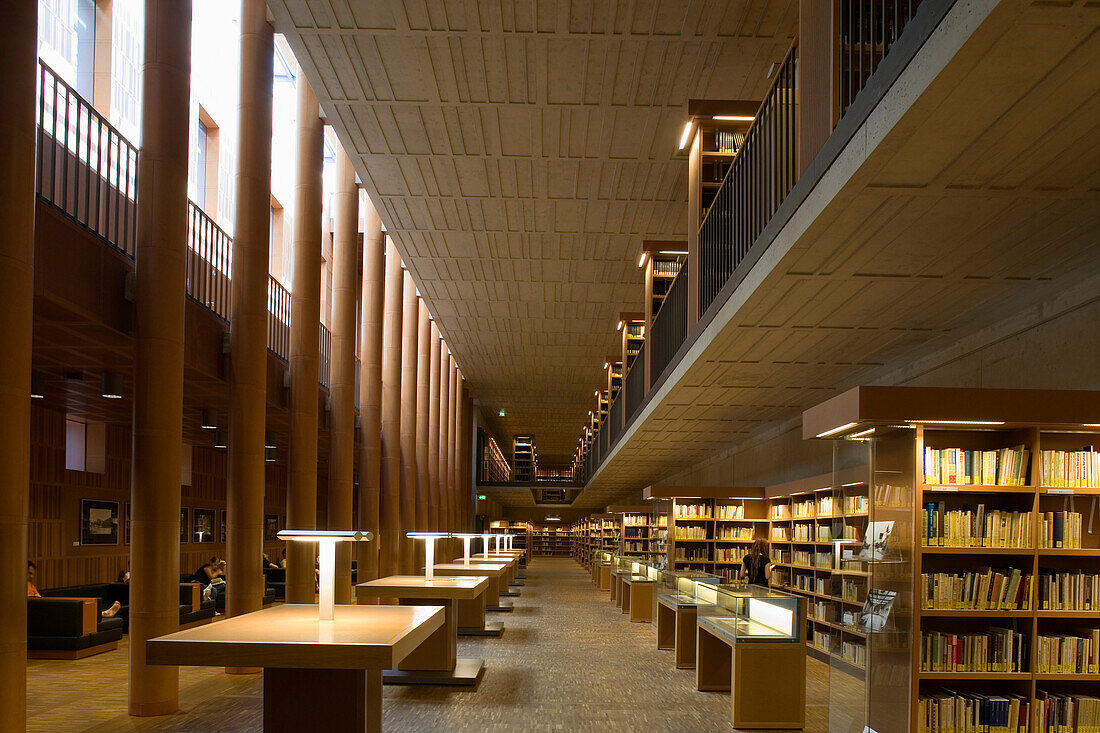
(481, 533, 491, 559)
(277, 530, 374, 621)
(451, 533, 478, 567)
(407, 532, 450, 580)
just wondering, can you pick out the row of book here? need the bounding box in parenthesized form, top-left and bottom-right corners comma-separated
(920, 568, 1032, 610)
(650, 259, 682, 276)
(840, 640, 867, 667)
(920, 628, 1029, 672)
(1037, 571, 1098, 611)
(1035, 630, 1100, 674)
(715, 526, 754, 540)
(713, 129, 746, 154)
(673, 547, 709, 561)
(1035, 692, 1100, 733)
(1039, 448, 1099, 487)
(1037, 511, 1084, 549)
(714, 504, 747, 519)
(917, 692, 1029, 733)
(674, 526, 707, 540)
(924, 446, 1030, 486)
(818, 496, 836, 515)
(673, 504, 710, 519)
(714, 548, 746, 562)
(845, 495, 868, 513)
(793, 501, 815, 519)
(921, 504, 1032, 547)
(622, 515, 648, 526)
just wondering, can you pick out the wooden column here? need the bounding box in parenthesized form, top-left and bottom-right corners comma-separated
(438, 344, 451, 532)
(398, 270, 419, 574)
(329, 149, 358, 604)
(286, 71, 323, 604)
(356, 198, 384, 581)
(427, 323, 441, 532)
(798, 1, 839, 174)
(415, 301, 431, 539)
(0, 3, 37, 725)
(128, 0, 191, 715)
(447, 357, 458, 533)
(459, 387, 472, 533)
(379, 241, 403, 578)
(226, 0, 273, 628)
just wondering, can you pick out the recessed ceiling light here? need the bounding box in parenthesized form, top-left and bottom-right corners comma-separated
(712, 115, 754, 122)
(815, 422, 858, 438)
(678, 121, 693, 150)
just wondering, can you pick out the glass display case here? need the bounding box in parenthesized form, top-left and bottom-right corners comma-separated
(657, 569, 721, 607)
(697, 583, 803, 643)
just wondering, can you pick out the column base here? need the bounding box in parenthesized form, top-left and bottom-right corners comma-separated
(487, 600, 513, 612)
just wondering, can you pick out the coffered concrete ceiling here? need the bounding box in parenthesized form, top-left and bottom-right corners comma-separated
(267, 0, 798, 463)
(575, 0, 1100, 508)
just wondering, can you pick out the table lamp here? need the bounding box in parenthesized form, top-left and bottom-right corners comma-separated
(277, 529, 374, 621)
(481, 533, 492, 559)
(407, 532, 450, 580)
(451, 533, 478, 567)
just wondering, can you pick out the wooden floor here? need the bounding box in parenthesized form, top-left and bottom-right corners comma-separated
(27, 558, 862, 731)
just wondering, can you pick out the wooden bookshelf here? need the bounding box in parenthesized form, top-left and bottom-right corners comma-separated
(766, 467, 870, 679)
(606, 505, 655, 560)
(513, 435, 535, 482)
(802, 386, 1100, 733)
(530, 523, 572, 557)
(642, 485, 766, 580)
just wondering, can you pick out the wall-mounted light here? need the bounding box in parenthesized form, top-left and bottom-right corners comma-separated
(637, 251, 648, 268)
(265, 431, 276, 449)
(815, 422, 858, 438)
(603, 361, 609, 369)
(678, 120, 694, 150)
(265, 447, 276, 462)
(101, 372, 123, 399)
(616, 320, 624, 331)
(200, 408, 218, 430)
(214, 431, 227, 449)
(31, 372, 45, 399)
(712, 115, 754, 122)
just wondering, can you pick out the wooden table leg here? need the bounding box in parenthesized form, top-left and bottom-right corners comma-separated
(696, 625, 732, 692)
(629, 583, 652, 623)
(264, 667, 382, 732)
(621, 582, 631, 614)
(674, 607, 698, 669)
(657, 603, 675, 649)
(398, 598, 455, 671)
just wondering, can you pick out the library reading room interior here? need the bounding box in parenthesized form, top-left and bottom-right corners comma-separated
(3, 0, 1099, 731)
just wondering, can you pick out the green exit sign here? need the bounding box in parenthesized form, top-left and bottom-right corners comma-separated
(477, 494, 486, 501)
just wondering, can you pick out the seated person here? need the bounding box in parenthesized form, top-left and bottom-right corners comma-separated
(192, 558, 226, 603)
(27, 560, 121, 617)
(117, 562, 131, 584)
(279, 549, 287, 569)
(262, 553, 278, 570)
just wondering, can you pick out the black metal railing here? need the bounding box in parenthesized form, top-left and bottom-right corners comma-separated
(186, 201, 232, 321)
(609, 397, 623, 445)
(36, 60, 138, 257)
(267, 276, 290, 360)
(650, 261, 689, 385)
(699, 43, 799, 314)
(600, 422, 610, 456)
(318, 324, 332, 388)
(840, 0, 925, 117)
(623, 344, 646, 424)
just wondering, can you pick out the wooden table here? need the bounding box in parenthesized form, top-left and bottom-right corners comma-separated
(657, 593, 704, 668)
(696, 616, 806, 729)
(355, 575, 488, 686)
(464, 553, 520, 593)
(596, 562, 612, 591)
(479, 551, 526, 585)
(433, 562, 512, 613)
(147, 603, 444, 732)
(622, 574, 654, 623)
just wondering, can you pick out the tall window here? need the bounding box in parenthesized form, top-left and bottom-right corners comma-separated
(38, 0, 95, 99)
(196, 120, 208, 210)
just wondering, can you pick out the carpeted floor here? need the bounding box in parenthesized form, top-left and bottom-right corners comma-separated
(27, 558, 852, 731)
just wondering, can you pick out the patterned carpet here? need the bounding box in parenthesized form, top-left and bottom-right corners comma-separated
(28, 558, 845, 731)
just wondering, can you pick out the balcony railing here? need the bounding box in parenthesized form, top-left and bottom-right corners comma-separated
(699, 43, 799, 314)
(318, 324, 332, 388)
(36, 61, 138, 258)
(840, 0, 925, 117)
(650, 260, 689, 385)
(186, 201, 232, 321)
(267, 276, 290, 360)
(623, 345, 646, 421)
(609, 396, 623, 445)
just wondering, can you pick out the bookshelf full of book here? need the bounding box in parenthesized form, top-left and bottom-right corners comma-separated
(513, 436, 536, 482)
(766, 468, 872, 680)
(531, 524, 573, 557)
(641, 487, 768, 581)
(613, 506, 654, 559)
(800, 385, 1100, 733)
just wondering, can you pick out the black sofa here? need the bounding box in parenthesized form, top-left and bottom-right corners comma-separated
(36, 582, 215, 635)
(27, 595, 124, 659)
(181, 574, 276, 610)
(262, 563, 357, 600)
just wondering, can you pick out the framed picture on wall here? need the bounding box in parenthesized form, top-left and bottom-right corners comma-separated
(193, 508, 215, 543)
(80, 499, 119, 546)
(180, 507, 189, 543)
(264, 514, 279, 542)
(124, 502, 131, 545)
(220, 510, 226, 543)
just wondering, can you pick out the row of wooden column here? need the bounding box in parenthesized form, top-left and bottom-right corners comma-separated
(0, 0, 474, 721)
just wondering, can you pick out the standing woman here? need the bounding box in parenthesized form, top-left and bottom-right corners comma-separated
(740, 538, 772, 587)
